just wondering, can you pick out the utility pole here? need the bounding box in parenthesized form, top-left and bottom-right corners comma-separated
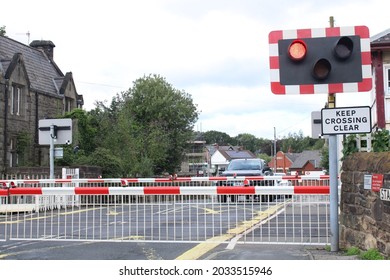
(273, 127, 277, 173)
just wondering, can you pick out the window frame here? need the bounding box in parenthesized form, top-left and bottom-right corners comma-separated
(384, 64, 390, 96)
(9, 137, 18, 167)
(11, 85, 21, 116)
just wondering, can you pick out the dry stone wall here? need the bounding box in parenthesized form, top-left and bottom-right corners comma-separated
(340, 152, 390, 257)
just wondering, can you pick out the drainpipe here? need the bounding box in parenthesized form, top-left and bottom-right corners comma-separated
(372, 50, 385, 129)
(35, 91, 39, 164)
(3, 80, 9, 174)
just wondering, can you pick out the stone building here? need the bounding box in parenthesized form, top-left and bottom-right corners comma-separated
(0, 35, 83, 173)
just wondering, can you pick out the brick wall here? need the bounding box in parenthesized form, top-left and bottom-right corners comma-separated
(340, 152, 390, 256)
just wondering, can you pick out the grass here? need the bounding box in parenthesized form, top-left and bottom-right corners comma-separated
(345, 246, 361, 256)
(359, 248, 385, 260)
(343, 247, 385, 260)
(316, 245, 387, 259)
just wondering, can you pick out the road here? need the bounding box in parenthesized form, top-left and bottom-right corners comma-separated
(0, 195, 329, 260)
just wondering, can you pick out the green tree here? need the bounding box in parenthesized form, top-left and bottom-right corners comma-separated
(78, 147, 124, 178)
(0, 25, 6, 36)
(279, 131, 322, 153)
(372, 129, 390, 152)
(320, 145, 329, 174)
(118, 74, 199, 175)
(234, 133, 259, 153)
(202, 130, 234, 145)
(64, 109, 98, 155)
(58, 73, 199, 177)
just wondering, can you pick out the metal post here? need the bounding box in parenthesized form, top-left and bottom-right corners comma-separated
(329, 134, 339, 251)
(328, 15, 339, 252)
(328, 93, 339, 252)
(50, 125, 55, 179)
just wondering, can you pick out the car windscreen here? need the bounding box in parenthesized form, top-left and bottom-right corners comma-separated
(227, 160, 262, 171)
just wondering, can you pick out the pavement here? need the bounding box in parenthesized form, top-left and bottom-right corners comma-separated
(198, 244, 359, 260)
(0, 238, 359, 260)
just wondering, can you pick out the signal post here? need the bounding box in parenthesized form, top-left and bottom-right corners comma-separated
(269, 23, 372, 251)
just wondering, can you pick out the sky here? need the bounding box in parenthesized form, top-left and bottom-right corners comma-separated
(2, 0, 387, 140)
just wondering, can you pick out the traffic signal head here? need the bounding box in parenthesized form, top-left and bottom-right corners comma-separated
(269, 26, 372, 94)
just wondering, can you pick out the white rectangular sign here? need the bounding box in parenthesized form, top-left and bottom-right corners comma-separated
(380, 188, 390, 201)
(39, 118, 72, 145)
(321, 106, 371, 135)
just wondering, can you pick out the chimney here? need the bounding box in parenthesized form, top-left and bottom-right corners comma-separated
(30, 40, 55, 60)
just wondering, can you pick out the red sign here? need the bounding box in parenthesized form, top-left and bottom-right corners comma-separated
(372, 174, 384, 192)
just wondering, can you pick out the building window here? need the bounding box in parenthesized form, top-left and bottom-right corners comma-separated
(384, 64, 390, 95)
(9, 138, 18, 167)
(10, 85, 21, 115)
(65, 97, 73, 112)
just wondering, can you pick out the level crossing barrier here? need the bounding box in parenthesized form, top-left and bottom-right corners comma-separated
(0, 175, 331, 245)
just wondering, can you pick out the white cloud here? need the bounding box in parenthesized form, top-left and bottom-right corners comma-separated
(2, 0, 385, 139)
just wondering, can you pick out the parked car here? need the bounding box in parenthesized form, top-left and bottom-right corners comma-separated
(220, 158, 272, 177)
(217, 158, 275, 202)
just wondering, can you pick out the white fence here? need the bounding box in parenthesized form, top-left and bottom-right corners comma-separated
(0, 175, 331, 245)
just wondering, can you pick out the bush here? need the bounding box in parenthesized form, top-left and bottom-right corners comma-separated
(345, 247, 360, 256)
(360, 249, 385, 260)
(82, 147, 124, 178)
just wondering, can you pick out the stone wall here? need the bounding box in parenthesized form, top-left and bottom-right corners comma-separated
(340, 152, 390, 256)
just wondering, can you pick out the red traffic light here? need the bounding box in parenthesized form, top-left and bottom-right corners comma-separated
(288, 40, 307, 61)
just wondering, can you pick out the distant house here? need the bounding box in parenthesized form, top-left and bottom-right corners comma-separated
(0, 36, 83, 172)
(267, 150, 300, 174)
(209, 145, 256, 174)
(289, 150, 324, 175)
(269, 150, 324, 175)
(180, 140, 207, 176)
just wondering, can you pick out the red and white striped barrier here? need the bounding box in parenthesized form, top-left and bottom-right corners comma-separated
(0, 174, 330, 187)
(123, 175, 329, 183)
(1, 185, 330, 196)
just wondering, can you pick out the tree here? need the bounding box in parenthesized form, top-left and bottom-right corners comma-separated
(234, 133, 258, 153)
(0, 25, 6, 36)
(58, 75, 198, 177)
(202, 130, 234, 145)
(118, 74, 199, 175)
(320, 146, 329, 174)
(279, 131, 323, 153)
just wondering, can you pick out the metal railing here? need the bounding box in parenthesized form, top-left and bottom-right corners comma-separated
(0, 175, 331, 245)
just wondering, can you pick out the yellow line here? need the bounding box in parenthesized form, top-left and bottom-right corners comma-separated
(193, 206, 220, 215)
(175, 202, 286, 260)
(175, 234, 233, 260)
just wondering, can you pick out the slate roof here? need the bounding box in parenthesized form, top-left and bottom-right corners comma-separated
(0, 35, 65, 96)
(206, 145, 242, 156)
(285, 152, 300, 163)
(290, 150, 322, 169)
(371, 28, 390, 49)
(219, 149, 256, 161)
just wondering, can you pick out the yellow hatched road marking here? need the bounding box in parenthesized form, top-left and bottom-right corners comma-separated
(175, 202, 286, 260)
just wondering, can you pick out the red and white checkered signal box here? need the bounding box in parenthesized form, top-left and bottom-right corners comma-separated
(268, 26, 372, 95)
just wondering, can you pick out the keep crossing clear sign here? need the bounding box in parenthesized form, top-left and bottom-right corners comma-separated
(321, 106, 372, 135)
